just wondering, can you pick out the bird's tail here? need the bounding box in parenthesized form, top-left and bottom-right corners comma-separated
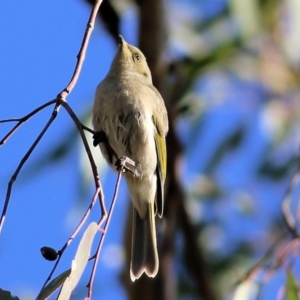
(130, 201, 158, 281)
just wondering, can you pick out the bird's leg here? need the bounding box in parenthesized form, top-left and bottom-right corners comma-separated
(115, 156, 138, 176)
(93, 131, 138, 176)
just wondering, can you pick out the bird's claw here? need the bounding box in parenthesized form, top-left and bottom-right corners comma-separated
(92, 131, 107, 147)
(115, 156, 137, 176)
(93, 132, 138, 176)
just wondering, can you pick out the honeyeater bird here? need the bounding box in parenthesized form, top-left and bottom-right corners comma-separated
(92, 35, 168, 281)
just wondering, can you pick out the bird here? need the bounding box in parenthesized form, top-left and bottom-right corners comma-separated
(92, 35, 168, 281)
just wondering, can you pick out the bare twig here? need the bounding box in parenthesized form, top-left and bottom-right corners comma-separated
(1, 0, 107, 296)
(231, 232, 287, 289)
(81, 123, 95, 135)
(37, 102, 110, 290)
(228, 162, 300, 296)
(0, 99, 57, 146)
(271, 237, 300, 271)
(87, 169, 123, 299)
(0, 103, 60, 232)
(0, 0, 104, 233)
(229, 235, 300, 296)
(60, 101, 106, 217)
(40, 188, 102, 290)
(255, 238, 300, 288)
(58, 0, 103, 99)
(39, 101, 106, 289)
(38, 0, 105, 290)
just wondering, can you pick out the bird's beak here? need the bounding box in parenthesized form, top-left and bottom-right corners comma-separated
(118, 35, 128, 50)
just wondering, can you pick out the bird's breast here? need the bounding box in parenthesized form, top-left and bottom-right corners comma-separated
(94, 85, 157, 177)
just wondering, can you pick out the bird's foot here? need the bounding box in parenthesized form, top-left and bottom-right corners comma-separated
(115, 156, 138, 176)
(93, 131, 137, 175)
(93, 131, 107, 147)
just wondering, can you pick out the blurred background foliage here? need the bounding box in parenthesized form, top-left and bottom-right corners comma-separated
(12, 0, 300, 299)
(96, 0, 300, 299)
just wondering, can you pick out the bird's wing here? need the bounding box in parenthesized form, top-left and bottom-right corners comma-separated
(153, 114, 167, 217)
(149, 85, 169, 135)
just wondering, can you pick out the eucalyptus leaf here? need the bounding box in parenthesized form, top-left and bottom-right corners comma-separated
(58, 222, 98, 300)
(36, 269, 71, 300)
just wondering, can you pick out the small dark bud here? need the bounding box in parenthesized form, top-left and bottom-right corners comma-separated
(40, 246, 58, 261)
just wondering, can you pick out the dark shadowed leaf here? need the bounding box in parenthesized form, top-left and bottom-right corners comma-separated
(0, 289, 20, 300)
(35, 269, 71, 300)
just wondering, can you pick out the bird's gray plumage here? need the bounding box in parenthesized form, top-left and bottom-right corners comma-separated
(93, 36, 168, 280)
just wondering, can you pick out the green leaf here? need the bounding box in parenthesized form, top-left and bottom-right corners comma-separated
(36, 269, 71, 300)
(0, 289, 20, 300)
(286, 271, 299, 300)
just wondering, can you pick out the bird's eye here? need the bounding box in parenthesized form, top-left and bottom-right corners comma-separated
(133, 54, 141, 62)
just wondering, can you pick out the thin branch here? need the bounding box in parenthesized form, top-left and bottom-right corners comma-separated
(0, 99, 57, 146)
(0, 0, 115, 297)
(87, 169, 123, 299)
(82, 124, 95, 135)
(271, 237, 300, 271)
(232, 232, 287, 288)
(256, 238, 300, 288)
(60, 101, 106, 216)
(39, 0, 106, 292)
(0, 0, 103, 233)
(38, 0, 106, 289)
(39, 92, 107, 291)
(58, 0, 103, 99)
(228, 162, 300, 296)
(0, 103, 60, 232)
(40, 188, 101, 290)
(229, 235, 300, 297)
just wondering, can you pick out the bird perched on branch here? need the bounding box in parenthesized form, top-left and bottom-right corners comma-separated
(92, 35, 168, 281)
